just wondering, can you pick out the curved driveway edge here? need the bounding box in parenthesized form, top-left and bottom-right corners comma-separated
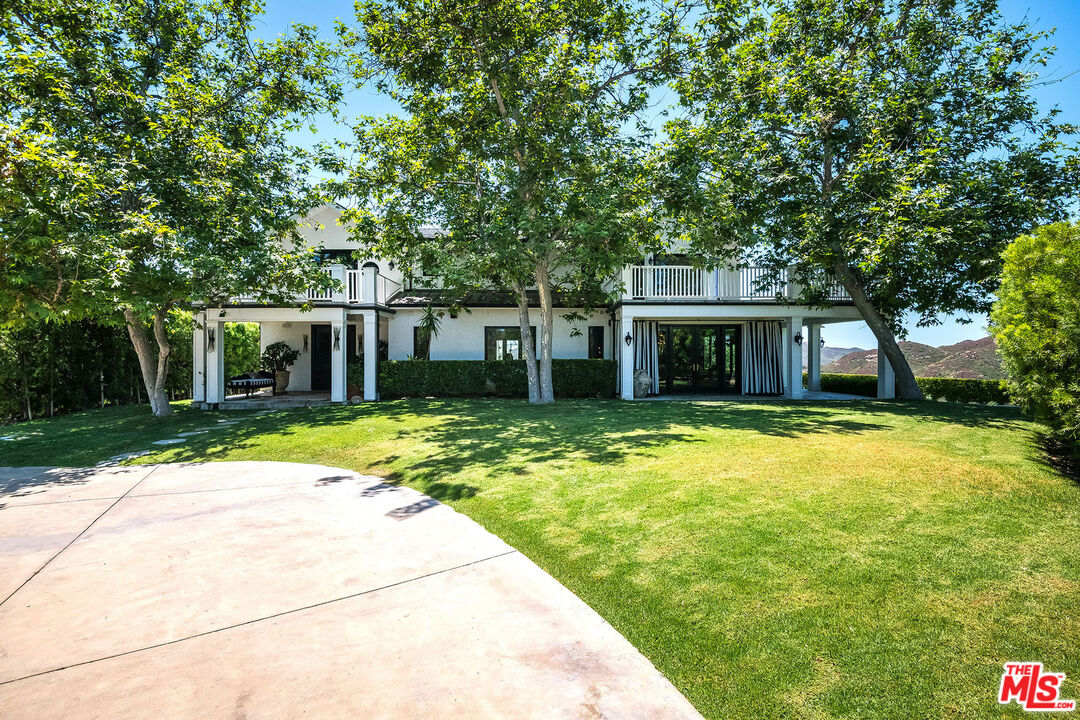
(0, 462, 702, 719)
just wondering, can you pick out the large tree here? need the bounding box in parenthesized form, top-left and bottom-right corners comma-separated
(331, 0, 687, 403)
(1, 0, 341, 415)
(666, 0, 1078, 398)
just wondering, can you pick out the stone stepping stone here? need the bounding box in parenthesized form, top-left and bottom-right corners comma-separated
(151, 438, 186, 446)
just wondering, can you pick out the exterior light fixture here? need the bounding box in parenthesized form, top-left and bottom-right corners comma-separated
(793, 331, 803, 346)
(388, 261, 395, 270)
(820, 336, 826, 349)
(218, 309, 226, 318)
(207, 328, 216, 353)
(302, 334, 309, 353)
(333, 327, 341, 351)
(624, 332, 633, 346)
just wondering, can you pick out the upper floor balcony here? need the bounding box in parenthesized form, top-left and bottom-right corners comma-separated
(622, 265, 850, 303)
(235, 265, 402, 306)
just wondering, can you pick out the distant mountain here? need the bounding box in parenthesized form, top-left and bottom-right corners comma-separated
(802, 345, 865, 369)
(823, 336, 1003, 379)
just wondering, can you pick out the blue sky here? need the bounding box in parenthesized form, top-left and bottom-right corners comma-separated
(257, 0, 1080, 350)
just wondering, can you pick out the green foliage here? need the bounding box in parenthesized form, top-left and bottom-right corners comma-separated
(809, 372, 1010, 404)
(331, 0, 683, 401)
(260, 341, 300, 374)
(413, 305, 443, 361)
(1, 0, 342, 413)
(668, 0, 1079, 399)
(346, 361, 364, 390)
(990, 223, 1080, 440)
(0, 315, 195, 422)
(380, 360, 616, 399)
(224, 323, 261, 378)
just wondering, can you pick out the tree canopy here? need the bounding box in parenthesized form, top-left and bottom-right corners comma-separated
(666, 0, 1079, 398)
(329, 0, 688, 402)
(1, 0, 342, 414)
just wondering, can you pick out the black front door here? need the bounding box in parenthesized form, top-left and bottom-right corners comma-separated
(310, 324, 331, 391)
(659, 325, 741, 394)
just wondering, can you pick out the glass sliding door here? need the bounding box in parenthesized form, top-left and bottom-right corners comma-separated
(658, 324, 741, 394)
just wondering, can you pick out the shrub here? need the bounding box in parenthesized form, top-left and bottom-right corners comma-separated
(990, 222, 1080, 442)
(260, 341, 300, 373)
(805, 372, 1010, 403)
(813, 372, 878, 397)
(380, 359, 616, 398)
(917, 377, 1009, 405)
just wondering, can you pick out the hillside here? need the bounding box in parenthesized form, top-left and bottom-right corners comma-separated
(823, 336, 1003, 379)
(802, 345, 865, 368)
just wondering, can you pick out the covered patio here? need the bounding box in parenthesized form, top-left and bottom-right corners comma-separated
(192, 306, 387, 409)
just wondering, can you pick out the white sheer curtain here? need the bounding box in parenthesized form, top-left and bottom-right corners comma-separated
(743, 321, 783, 395)
(633, 320, 660, 394)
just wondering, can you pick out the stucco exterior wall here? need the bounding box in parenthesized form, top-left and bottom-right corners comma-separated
(386, 308, 612, 361)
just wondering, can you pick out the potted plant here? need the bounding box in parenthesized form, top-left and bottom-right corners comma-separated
(346, 362, 363, 401)
(261, 341, 300, 395)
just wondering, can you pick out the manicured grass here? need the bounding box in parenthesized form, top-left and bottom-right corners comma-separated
(3, 398, 1078, 718)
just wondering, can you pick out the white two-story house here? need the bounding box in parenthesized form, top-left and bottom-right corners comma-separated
(191, 204, 892, 406)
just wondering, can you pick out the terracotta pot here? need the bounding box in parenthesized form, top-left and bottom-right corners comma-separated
(274, 371, 291, 394)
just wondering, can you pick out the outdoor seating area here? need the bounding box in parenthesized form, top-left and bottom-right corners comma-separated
(225, 371, 276, 397)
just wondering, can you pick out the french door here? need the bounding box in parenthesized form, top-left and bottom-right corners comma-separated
(658, 325, 741, 394)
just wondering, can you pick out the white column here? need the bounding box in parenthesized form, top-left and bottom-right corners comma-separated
(784, 316, 804, 399)
(363, 312, 377, 400)
(877, 341, 896, 399)
(331, 311, 347, 403)
(807, 323, 822, 393)
(192, 311, 206, 403)
(619, 313, 635, 400)
(361, 263, 378, 304)
(204, 318, 225, 406)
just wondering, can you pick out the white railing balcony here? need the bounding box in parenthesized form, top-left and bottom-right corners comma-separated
(623, 265, 850, 303)
(305, 265, 401, 305)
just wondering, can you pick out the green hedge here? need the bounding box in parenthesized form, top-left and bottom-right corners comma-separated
(380, 359, 617, 398)
(916, 376, 1010, 404)
(803, 372, 1010, 404)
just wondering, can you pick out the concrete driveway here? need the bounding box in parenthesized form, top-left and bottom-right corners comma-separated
(0, 462, 702, 719)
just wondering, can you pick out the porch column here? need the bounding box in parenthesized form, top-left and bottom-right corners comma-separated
(877, 340, 896, 399)
(331, 311, 347, 403)
(363, 311, 377, 400)
(784, 315, 804, 399)
(807, 323, 822, 392)
(204, 318, 225, 406)
(619, 313, 634, 400)
(192, 311, 206, 403)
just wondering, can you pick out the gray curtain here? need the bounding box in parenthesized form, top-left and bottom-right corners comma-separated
(743, 321, 783, 395)
(633, 320, 660, 394)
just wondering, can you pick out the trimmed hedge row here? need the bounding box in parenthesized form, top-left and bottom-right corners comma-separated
(804, 372, 1010, 404)
(917, 376, 1010, 404)
(379, 359, 617, 398)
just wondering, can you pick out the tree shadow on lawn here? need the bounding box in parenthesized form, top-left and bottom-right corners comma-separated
(85, 397, 1031, 492)
(161, 397, 894, 485)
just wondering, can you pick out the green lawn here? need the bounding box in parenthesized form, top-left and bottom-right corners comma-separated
(3, 398, 1078, 719)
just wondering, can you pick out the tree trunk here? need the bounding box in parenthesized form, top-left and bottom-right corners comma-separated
(534, 261, 555, 404)
(511, 280, 541, 403)
(831, 259, 924, 400)
(124, 307, 173, 416)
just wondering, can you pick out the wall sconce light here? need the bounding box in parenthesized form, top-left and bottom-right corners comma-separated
(302, 334, 309, 353)
(819, 336, 826, 349)
(333, 327, 341, 351)
(624, 332, 633, 346)
(207, 328, 216, 353)
(218, 309, 226, 318)
(388, 261, 395, 270)
(793, 331, 803, 346)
